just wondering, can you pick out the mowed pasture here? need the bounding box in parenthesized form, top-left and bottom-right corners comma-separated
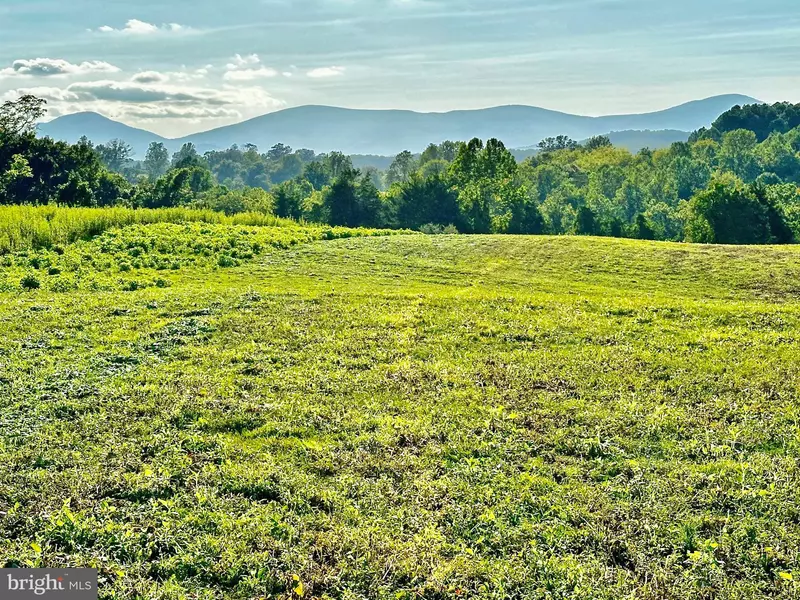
(1, 226, 800, 599)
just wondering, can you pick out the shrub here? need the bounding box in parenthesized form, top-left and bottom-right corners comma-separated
(20, 274, 40, 290)
(217, 255, 237, 268)
(420, 223, 444, 235)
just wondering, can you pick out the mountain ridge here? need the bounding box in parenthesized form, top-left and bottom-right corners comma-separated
(38, 94, 760, 157)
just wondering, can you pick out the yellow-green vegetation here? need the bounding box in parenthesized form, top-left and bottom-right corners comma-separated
(1, 226, 800, 599)
(0, 205, 296, 254)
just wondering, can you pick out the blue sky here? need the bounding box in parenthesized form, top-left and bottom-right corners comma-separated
(1, 0, 799, 137)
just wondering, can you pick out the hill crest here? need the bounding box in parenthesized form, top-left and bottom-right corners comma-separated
(39, 94, 760, 157)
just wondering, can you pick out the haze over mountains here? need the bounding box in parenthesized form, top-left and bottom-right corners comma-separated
(39, 94, 759, 158)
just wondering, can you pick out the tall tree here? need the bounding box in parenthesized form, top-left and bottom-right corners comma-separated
(386, 151, 417, 186)
(95, 139, 134, 173)
(172, 143, 203, 169)
(538, 135, 579, 153)
(324, 169, 360, 227)
(0, 95, 46, 135)
(143, 142, 170, 180)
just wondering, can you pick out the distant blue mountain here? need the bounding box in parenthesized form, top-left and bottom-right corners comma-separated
(38, 112, 169, 156)
(39, 94, 760, 157)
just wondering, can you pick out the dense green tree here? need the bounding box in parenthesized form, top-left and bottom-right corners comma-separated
(273, 179, 311, 220)
(583, 135, 612, 151)
(271, 153, 304, 185)
(267, 143, 293, 162)
(718, 130, 759, 182)
(480, 138, 517, 180)
(699, 101, 800, 142)
(538, 135, 579, 153)
(574, 206, 599, 235)
(324, 169, 360, 227)
(756, 133, 800, 181)
(0, 154, 33, 202)
(449, 138, 484, 185)
(96, 139, 134, 174)
(507, 196, 545, 234)
(458, 180, 493, 234)
(386, 150, 417, 186)
(143, 142, 170, 180)
(356, 171, 383, 227)
(394, 174, 461, 230)
(172, 143, 203, 169)
(322, 152, 353, 180)
(0, 95, 46, 135)
(633, 213, 655, 240)
(684, 176, 788, 244)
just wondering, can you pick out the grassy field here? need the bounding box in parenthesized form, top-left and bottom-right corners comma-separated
(1, 224, 800, 599)
(0, 205, 297, 254)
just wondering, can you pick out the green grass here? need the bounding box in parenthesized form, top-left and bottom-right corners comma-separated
(1, 230, 800, 599)
(0, 205, 298, 254)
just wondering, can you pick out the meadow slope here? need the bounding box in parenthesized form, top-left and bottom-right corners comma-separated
(1, 232, 800, 599)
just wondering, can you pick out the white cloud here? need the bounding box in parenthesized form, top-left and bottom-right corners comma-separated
(224, 67, 279, 81)
(224, 54, 281, 81)
(227, 54, 261, 69)
(307, 66, 346, 78)
(5, 79, 284, 127)
(95, 19, 187, 35)
(129, 68, 208, 84)
(0, 58, 120, 79)
(131, 71, 170, 84)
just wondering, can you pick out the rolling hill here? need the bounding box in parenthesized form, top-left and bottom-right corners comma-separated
(38, 94, 758, 157)
(1, 223, 799, 598)
(38, 112, 170, 156)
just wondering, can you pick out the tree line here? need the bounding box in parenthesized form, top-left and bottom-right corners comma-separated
(3, 95, 800, 244)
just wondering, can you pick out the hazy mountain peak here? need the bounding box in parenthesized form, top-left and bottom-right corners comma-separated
(39, 94, 763, 157)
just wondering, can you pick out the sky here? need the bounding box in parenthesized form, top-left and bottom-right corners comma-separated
(1, 0, 799, 137)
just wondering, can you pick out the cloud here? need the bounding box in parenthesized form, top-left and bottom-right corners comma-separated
(131, 71, 170, 84)
(224, 54, 279, 80)
(96, 19, 186, 35)
(224, 67, 279, 81)
(227, 54, 261, 69)
(0, 58, 120, 79)
(66, 80, 231, 105)
(129, 67, 210, 84)
(307, 66, 346, 78)
(5, 79, 284, 125)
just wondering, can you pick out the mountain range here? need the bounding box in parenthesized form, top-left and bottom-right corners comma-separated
(38, 94, 760, 158)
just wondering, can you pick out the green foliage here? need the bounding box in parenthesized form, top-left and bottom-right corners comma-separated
(0, 205, 292, 254)
(583, 135, 613, 151)
(633, 213, 655, 240)
(95, 139, 134, 175)
(143, 142, 170, 180)
(696, 101, 800, 142)
(19, 272, 40, 289)
(538, 135, 579, 153)
(684, 176, 793, 244)
(573, 205, 599, 235)
(392, 174, 461, 231)
(0, 132, 128, 207)
(193, 186, 274, 216)
(4, 94, 800, 244)
(0, 95, 46, 135)
(0, 218, 408, 292)
(324, 168, 385, 227)
(273, 179, 309, 220)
